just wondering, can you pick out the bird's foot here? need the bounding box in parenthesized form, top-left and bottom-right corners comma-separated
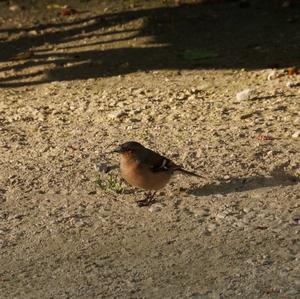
(136, 192, 156, 207)
(136, 198, 156, 207)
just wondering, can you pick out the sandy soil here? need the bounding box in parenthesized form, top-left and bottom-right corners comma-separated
(0, 0, 300, 298)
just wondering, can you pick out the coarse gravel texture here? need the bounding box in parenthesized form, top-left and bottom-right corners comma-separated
(0, 0, 300, 298)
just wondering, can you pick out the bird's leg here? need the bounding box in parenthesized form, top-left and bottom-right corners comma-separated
(137, 191, 156, 207)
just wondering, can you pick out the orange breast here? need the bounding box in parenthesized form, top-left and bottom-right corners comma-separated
(120, 154, 171, 191)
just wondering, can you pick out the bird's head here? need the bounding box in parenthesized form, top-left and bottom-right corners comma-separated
(112, 141, 145, 155)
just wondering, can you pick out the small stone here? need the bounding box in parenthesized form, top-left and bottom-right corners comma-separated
(149, 203, 163, 213)
(216, 213, 226, 220)
(240, 112, 254, 120)
(286, 81, 299, 88)
(108, 111, 127, 119)
(235, 221, 245, 228)
(9, 4, 20, 11)
(193, 207, 210, 217)
(268, 70, 277, 80)
(207, 223, 217, 232)
(236, 89, 253, 101)
(196, 148, 203, 158)
(243, 207, 251, 213)
(292, 130, 300, 138)
(94, 163, 113, 173)
(28, 30, 38, 36)
(294, 117, 300, 125)
(295, 280, 300, 286)
(129, 117, 141, 123)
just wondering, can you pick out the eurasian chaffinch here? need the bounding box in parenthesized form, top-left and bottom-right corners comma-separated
(112, 141, 201, 206)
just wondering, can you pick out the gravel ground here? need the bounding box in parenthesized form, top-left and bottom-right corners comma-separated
(0, 1, 300, 298)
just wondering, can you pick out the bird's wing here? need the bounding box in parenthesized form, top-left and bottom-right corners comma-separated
(137, 147, 202, 177)
(138, 148, 176, 172)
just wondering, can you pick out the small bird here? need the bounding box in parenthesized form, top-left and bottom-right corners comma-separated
(112, 141, 202, 206)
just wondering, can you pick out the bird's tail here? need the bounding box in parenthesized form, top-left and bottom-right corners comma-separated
(175, 167, 203, 178)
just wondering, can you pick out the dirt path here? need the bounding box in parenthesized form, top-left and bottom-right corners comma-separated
(0, 1, 300, 298)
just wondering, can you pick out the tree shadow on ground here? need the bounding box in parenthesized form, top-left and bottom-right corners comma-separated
(187, 171, 300, 196)
(0, 0, 299, 87)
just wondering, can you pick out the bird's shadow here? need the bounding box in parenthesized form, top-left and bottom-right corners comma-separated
(187, 171, 300, 197)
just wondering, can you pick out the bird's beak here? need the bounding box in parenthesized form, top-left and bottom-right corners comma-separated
(111, 145, 123, 153)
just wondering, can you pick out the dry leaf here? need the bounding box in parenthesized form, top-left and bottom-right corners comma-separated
(287, 67, 298, 76)
(61, 8, 78, 16)
(256, 135, 273, 141)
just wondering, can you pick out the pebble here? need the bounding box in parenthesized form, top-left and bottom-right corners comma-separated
(267, 70, 277, 80)
(240, 112, 254, 120)
(28, 30, 38, 36)
(286, 81, 293, 87)
(207, 223, 217, 232)
(9, 4, 20, 11)
(215, 212, 229, 221)
(294, 117, 300, 125)
(292, 130, 300, 138)
(94, 163, 110, 173)
(243, 207, 251, 213)
(108, 111, 127, 119)
(236, 89, 253, 101)
(196, 148, 203, 158)
(193, 207, 210, 217)
(295, 280, 300, 286)
(291, 214, 300, 223)
(149, 203, 163, 213)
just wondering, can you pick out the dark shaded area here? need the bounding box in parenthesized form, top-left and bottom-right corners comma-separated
(0, 0, 299, 87)
(188, 171, 300, 196)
